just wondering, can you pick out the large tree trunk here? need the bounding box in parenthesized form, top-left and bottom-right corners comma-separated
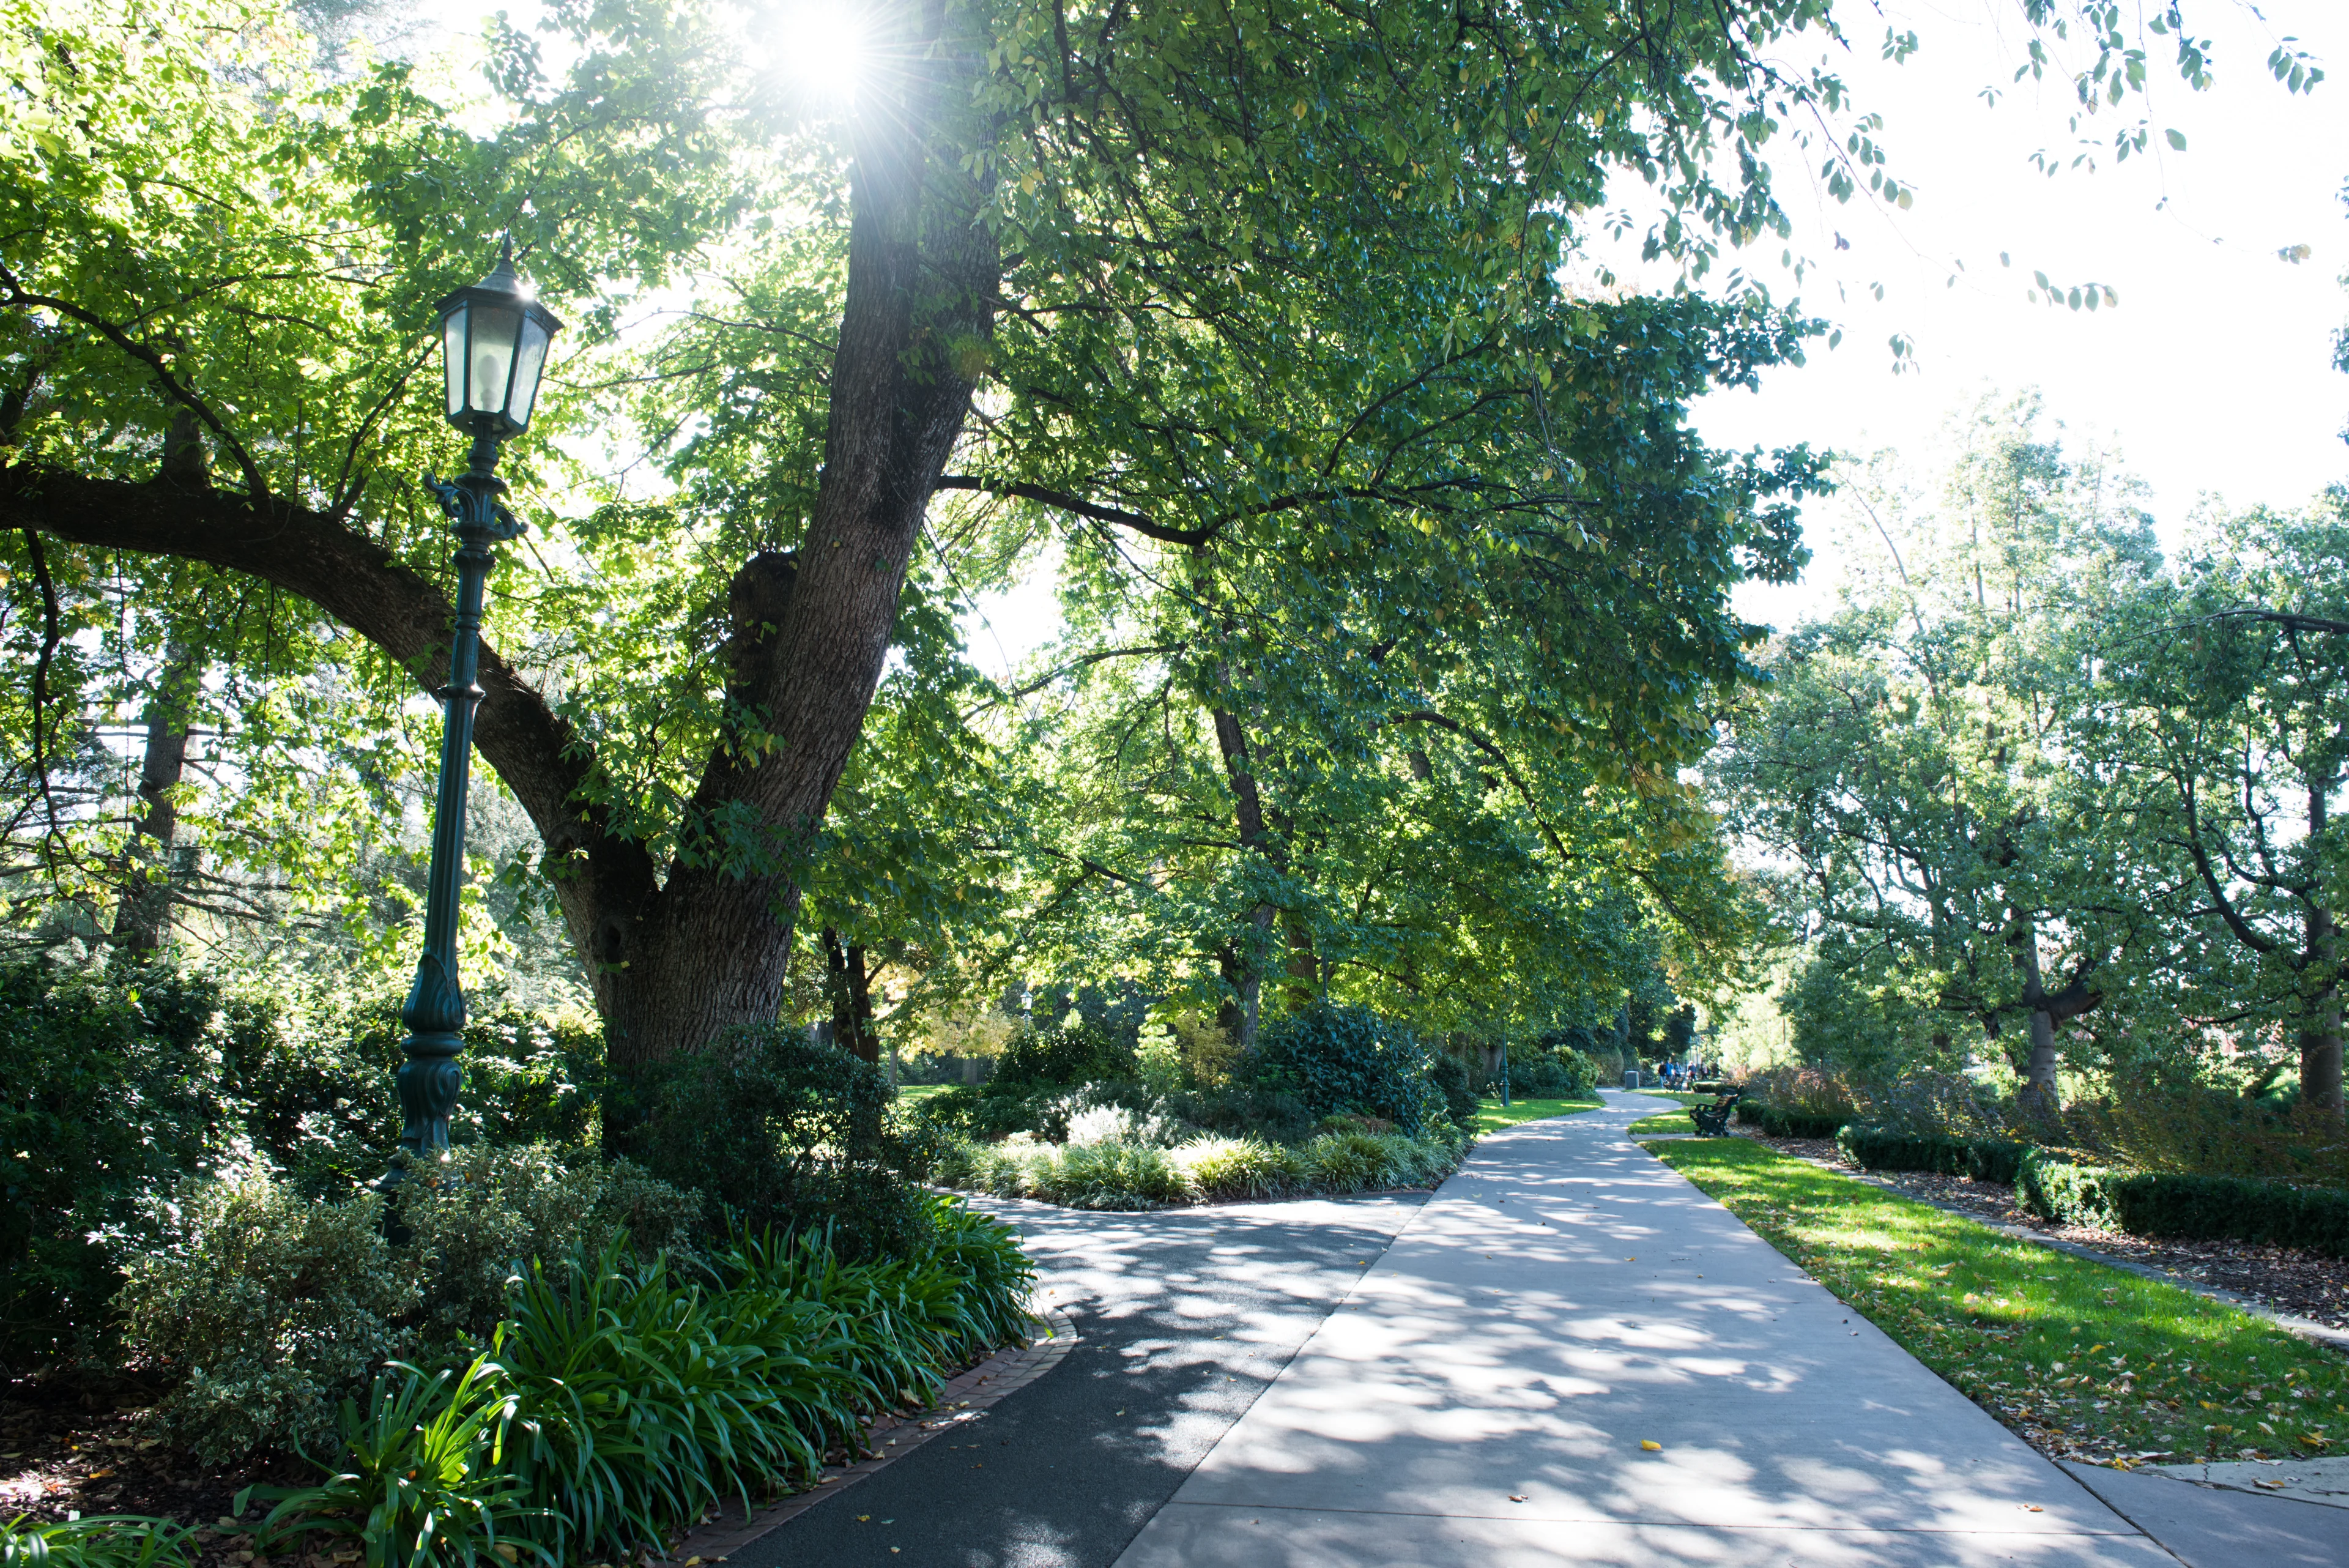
(1211, 704, 1277, 1049)
(2003, 905, 2065, 1097)
(823, 926, 880, 1066)
(113, 644, 199, 959)
(2303, 780, 2345, 1117)
(596, 10, 995, 1069)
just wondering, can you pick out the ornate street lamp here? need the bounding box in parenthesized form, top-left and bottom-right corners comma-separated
(380, 238, 562, 1190)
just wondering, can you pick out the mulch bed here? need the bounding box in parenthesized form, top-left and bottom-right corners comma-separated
(0, 1372, 313, 1568)
(1754, 1135, 2349, 1335)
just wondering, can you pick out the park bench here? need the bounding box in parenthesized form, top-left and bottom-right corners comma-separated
(1688, 1088, 1743, 1138)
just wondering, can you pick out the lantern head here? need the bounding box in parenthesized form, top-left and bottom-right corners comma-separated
(435, 237, 563, 441)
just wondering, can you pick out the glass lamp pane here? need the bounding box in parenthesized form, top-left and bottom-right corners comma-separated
(466, 306, 523, 415)
(442, 308, 467, 417)
(506, 317, 551, 429)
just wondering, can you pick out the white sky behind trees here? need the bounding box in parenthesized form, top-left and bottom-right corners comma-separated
(1694, 0, 2348, 629)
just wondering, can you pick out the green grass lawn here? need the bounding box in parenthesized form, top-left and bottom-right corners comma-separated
(1649, 1136, 2349, 1465)
(894, 1082, 956, 1104)
(1475, 1095, 1603, 1134)
(1627, 1090, 1715, 1135)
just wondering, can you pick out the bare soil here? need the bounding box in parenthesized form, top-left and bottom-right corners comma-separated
(1756, 1135, 2349, 1335)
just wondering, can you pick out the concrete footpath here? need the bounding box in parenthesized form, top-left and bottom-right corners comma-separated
(1114, 1090, 2180, 1567)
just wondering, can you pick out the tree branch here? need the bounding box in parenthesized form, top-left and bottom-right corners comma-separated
(0, 462, 657, 953)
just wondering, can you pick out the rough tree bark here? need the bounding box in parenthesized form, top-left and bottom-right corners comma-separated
(1210, 704, 1278, 1049)
(2301, 778, 2345, 1115)
(2178, 767, 2345, 1119)
(0, 1, 997, 1069)
(823, 926, 880, 1066)
(113, 643, 199, 959)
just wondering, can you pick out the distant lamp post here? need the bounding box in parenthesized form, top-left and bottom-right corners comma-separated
(380, 238, 562, 1190)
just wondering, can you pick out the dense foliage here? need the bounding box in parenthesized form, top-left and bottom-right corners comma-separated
(0, 962, 597, 1364)
(1716, 395, 2349, 1120)
(232, 1205, 1032, 1566)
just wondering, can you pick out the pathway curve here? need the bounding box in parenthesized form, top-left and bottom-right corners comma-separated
(727, 1189, 1428, 1567)
(1112, 1090, 2174, 1567)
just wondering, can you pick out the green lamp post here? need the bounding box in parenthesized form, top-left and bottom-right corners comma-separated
(380, 238, 562, 1190)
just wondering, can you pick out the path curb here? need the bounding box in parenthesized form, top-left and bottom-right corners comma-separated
(1638, 1132, 2349, 1353)
(652, 1301, 1080, 1564)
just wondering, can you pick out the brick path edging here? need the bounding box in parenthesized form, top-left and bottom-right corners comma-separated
(651, 1301, 1080, 1564)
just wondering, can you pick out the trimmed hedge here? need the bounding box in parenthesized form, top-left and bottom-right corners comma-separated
(1732, 1101, 1850, 1139)
(1836, 1124, 2027, 1184)
(2016, 1151, 2349, 1258)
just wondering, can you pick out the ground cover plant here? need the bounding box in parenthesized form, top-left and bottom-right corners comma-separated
(12, 1200, 1034, 1568)
(911, 1005, 1546, 1208)
(930, 1124, 1471, 1209)
(1649, 1138, 2349, 1465)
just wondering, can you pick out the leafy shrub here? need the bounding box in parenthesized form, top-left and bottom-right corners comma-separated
(1731, 1064, 1857, 1139)
(1554, 1049, 1603, 1099)
(633, 1026, 922, 1261)
(1173, 1136, 1298, 1201)
(2016, 1153, 2349, 1257)
(992, 1022, 1135, 1090)
(1425, 1052, 1479, 1126)
(121, 1168, 420, 1464)
(1739, 1064, 1858, 1123)
(1506, 1047, 1573, 1098)
(904, 1083, 980, 1134)
(0, 963, 238, 1364)
(400, 1145, 700, 1343)
(1836, 1124, 2026, 1185)
(0, 961, 609, 1365)
(1160, 1082, 1317, 1144)
(1134, 1031, 1185, 1096)
(1255, 1004, 1442, 1135)
(339, 1004, 603, 1157)
(2061, 1087, 2349, 1187)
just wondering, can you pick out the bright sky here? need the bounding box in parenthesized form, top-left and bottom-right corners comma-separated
(1692, 0, 2348, 628)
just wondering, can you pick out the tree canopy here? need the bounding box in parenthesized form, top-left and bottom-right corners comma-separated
(0, 0, 2301, 1067)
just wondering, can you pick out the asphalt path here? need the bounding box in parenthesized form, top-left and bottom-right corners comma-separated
(727, 1191, 1428, 1568)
